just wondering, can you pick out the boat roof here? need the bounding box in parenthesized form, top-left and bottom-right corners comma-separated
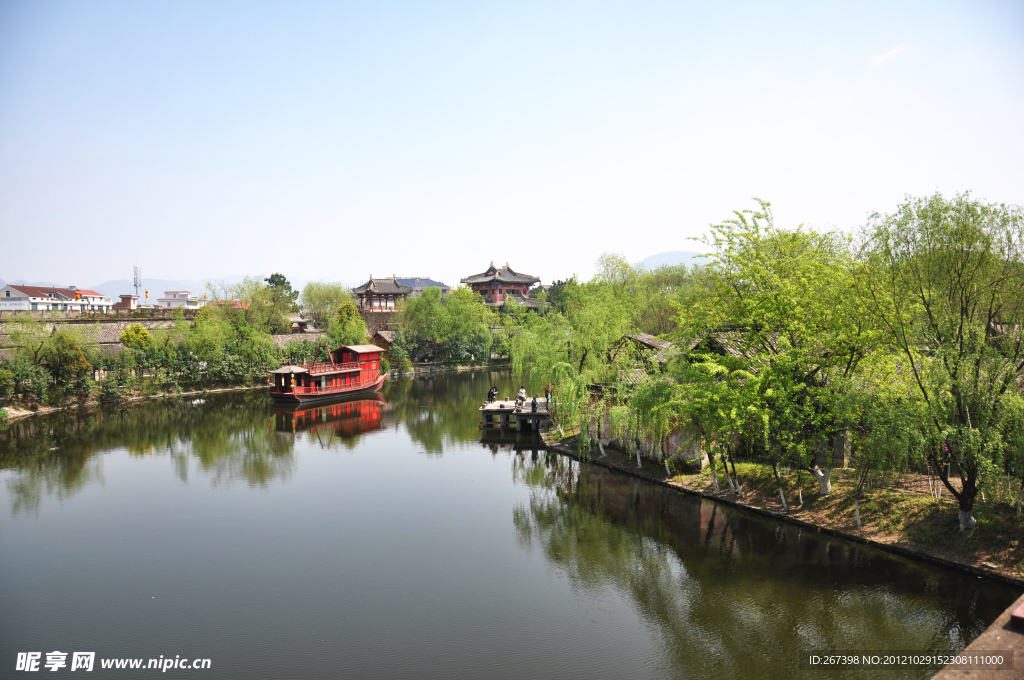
(340, 344, 386, 354)
(269, 365, 309, 374)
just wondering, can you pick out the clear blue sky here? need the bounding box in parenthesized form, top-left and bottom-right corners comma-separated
(1, 0, 1022, 290)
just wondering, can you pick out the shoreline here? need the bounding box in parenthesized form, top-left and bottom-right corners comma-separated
(0, 363, 512, 422)
(540, 432, 1024, 590)
(1, 383, 267, 422)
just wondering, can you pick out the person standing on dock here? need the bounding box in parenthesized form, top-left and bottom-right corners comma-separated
(531, 396, 538, 412)
(487, 386, 497, 403)
(544, 384, 551, 405)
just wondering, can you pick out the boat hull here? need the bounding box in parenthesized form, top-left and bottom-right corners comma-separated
(268, 372, 388, 404)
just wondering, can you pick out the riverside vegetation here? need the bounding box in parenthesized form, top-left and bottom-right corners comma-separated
(502, 193, 1024, 575)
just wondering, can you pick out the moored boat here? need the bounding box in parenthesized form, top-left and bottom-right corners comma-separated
(268, 343, 388, 404)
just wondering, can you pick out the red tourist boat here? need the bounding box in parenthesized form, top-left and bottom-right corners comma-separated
(268, 343, 388, 404)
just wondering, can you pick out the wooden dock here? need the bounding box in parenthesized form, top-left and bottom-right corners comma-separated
(479, 400, 550, 431)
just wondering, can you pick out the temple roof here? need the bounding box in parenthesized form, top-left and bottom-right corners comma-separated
(461, 262, 540, 286)
(352, 276, 414, 296)
(394, 277, 450, 292)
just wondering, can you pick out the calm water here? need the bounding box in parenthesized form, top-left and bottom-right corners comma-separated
(0, 371, 1019, 679)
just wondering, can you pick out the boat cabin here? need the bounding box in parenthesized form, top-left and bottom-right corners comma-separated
(269, 344, 386, 401)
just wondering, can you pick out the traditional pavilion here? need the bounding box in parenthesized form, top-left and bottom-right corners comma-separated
(352, 276, 414, 311)
(461, 262, 541, 308)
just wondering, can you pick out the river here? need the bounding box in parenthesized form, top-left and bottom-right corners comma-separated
(0, 370, 1019, 679)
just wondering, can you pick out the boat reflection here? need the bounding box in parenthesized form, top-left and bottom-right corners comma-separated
(271, 393, 390, 447)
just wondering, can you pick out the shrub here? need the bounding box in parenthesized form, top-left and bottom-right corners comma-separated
(99, 379, 122, 402)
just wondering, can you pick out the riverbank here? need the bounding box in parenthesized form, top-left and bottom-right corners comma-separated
(1, 383, 266, 422)
(541, 432, 1024, 588)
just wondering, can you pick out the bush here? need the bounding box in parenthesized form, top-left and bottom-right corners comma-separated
(0, 367, 14, 399)
(99, 379, 122, 402)
(380, 355, 390, 376)
(0, 407, 8, 421)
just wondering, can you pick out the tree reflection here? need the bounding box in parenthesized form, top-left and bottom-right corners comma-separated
(512, 457, 1010, 679)
(0, 392, 294, 513)
(384, 370, 521, 454)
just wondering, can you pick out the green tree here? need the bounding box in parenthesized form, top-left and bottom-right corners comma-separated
(678, 200, 878, 499)
(40, 330, 92, 395)
(860, 192, 1024, 530)
(265, 273, 299, 310)
(119, 323, 153, 350)
(328, 301, 369, 346)
(301, 281, 352, 328)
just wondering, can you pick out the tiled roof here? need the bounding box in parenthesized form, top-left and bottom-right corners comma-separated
(625, 333, 673, 351)
(461, 262, 540, 286)
(375, 330, 398, 343)
(340, 344, 387, 354)
(352, 277, 414, 295)
(395, 277, 450, 292)
(4, 285, 109, 301)
(6, 285, 73, 300)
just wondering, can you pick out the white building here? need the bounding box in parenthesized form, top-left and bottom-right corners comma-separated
(0, 285, 113, 312)
(158, 290, 204, 309)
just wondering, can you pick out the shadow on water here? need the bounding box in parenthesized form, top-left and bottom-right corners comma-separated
(511, 452, 1019, 680)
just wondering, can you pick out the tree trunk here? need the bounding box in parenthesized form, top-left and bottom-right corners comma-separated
(1017, 478, 1024, 518)
(855, 498, 861, 528)
(958, 510, 977, 531)
(778, 486, 788, 511)
(810, 465, 831, 496)
(707, 448, 720, 492)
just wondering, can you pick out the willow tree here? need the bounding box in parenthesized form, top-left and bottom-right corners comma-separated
(682, 199, 878, 498)
(860, 192, 1024, 530)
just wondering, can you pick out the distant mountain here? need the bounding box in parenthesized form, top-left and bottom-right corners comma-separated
(640, 251, 706, 270)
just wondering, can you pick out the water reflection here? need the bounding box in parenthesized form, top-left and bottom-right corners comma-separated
(0, 372, 520, 514)
(511, 453, 1013, 680)
(385, 370, 522, 454)
(0, 392, 292, 511)
(271, 395, 389, 449)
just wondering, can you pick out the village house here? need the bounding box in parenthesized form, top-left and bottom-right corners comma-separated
(0, 284, 113, 312)
(158, 291, 204, 309)
(461, 262, 541, 308)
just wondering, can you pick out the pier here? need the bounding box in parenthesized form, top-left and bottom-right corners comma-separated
(479, 399, 550, 431)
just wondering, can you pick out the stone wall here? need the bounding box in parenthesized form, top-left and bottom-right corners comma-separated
(361, 310, 398, 334)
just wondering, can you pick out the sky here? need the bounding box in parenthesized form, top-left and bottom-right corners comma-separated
(1, 0, 1022, 291)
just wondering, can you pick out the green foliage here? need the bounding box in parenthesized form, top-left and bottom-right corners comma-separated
(301, 281, 353, 328)
(265, 273, 299, 310)
(40, 330, 92, 388)
(379, 354, 390, 375)
(0, 407, 8, 420)
(397, 287, 495, 364)
(328, 301, 368, 346)
(860, 192, 1024, 525)
(0, 367, 14, 399)
(119, 323, 152, 350)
